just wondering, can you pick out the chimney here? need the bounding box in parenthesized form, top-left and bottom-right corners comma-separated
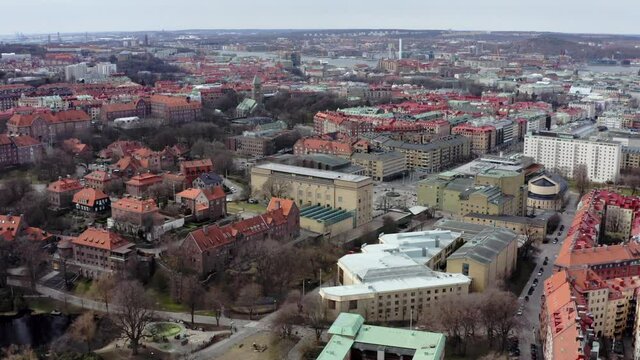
(203, 225, 208, 234)
(435, 235, 440, 248)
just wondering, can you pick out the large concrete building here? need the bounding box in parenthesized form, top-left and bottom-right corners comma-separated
(417, 169, 528, 217)
(350, 151, 407, 181)
(319, 251, 471, 323)
(523, 132, 621, 183)
(378, 135, 471, 173)
(251, 163, 373, 226)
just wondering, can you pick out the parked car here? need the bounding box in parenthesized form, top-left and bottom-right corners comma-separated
(248, 198, 258, 204)
(553, 238, 559, 244)
(528, 286, 535, 295)
(524, 295, 529, 301)
(543, 259, 548, 266)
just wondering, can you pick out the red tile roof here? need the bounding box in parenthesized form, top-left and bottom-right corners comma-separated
(112, 197, 159, 214)
(72, 228, 130, 251)
(48, 178, 83, 193)
(72, 188, 109, 207)
(0, 215, 24, 241)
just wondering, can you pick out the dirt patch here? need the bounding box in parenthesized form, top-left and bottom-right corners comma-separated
(216, 331, 296, 360)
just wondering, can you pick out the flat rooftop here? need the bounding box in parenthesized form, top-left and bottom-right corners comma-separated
(367, 230, 461, 265)
(253, 162, 370, 182)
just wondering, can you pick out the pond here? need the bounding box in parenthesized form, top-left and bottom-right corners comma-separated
(0, 310, 72, 348)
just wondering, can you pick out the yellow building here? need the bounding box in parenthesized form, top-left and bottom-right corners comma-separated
(418, 169, 527, 217)
(445, 227, 519, 292)
(527, 174, 567, 211)
(251, 163, 373, 226)
(350, 151, 407, 181)
(462, 213, 547, 243)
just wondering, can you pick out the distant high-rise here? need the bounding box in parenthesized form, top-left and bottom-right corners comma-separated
(398, 38, 402, 60)
(144, 34, 149, 46)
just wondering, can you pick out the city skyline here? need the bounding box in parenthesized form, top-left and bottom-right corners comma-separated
(2, 0, 640, 36)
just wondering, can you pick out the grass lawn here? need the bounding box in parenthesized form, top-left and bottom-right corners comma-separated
(227, 201, 266, 214)
(507, 257, 536, 296)
(73, 278, 93, 296)
(145, 289, 187, 312)
(148, 322, 182, 337)
(444, 340, 507, 360)
(27, 297, 82, 315)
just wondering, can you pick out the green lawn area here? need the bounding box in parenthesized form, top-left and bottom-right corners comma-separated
(507, 257, 536, 296)
(227, 201, 267, 214)
(73, 278, 93, 296)
(27, 297, 82, 315)
(145, 289, 187, 312)
(148, 322, 182, 337)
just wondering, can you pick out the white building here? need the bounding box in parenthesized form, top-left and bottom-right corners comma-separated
(319, 251, 471, 322)
(597, 111, 625, 129)
(569, 102, 597, 119)
(65, 62, 117, 82)
(523, 132, 621, 183)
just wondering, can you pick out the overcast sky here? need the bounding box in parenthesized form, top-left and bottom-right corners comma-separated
(3, 0, 639, 35)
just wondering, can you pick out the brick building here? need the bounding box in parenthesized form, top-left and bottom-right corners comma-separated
(47, 177, 84, 209)
(181, 198, 299, 276)
(180, 159, 214, 185)
(6, 109, 90, 143)
(71, 228, 135, 278)
(0, 134, 43, 169)
(175, 186, 226, 221)
(84, 170, 118, 192)
(110, 197, 161, 238)
(452, 123, 497, 155)
(125, 173, 163, 197)
(100, 98, 149, 122)
(149, 95, 201, 124)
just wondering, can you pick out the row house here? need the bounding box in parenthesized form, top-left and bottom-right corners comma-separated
(181, 198, 300, 276)
(47, 177, 84, 210)
(293, 137, 354, 158)
(6, 109, 90, 143)
(71, 228, 135, 279)
(175, 186, 226, 221)
(192, 171, 223, 190)
(452, 123, 497, 155)
(0, 84, 34, 111)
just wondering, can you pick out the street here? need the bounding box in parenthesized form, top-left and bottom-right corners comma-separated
(516, 193, 578, 358)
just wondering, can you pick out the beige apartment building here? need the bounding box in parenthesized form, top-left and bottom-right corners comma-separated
(379, 135, 470, 173)
(462, 213, 547, 243)
(350, 151, 406, 181)
(251, 163, 373, 226)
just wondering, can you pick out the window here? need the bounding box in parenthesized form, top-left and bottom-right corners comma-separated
(349, 300, 357, 310)
(328, 300, 336, 310)
(462, 263, 470, 276)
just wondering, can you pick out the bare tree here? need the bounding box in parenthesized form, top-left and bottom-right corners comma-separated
(261, 177, 291, 199)
(237, 283, 263, 320)
(206, 286, 231, 327)
(182, 275, 205, 326)
(93, 274, 116, 313)
(573, 164, 590, 197)
(111, 280, 154, 355)
(15, 240, 46, 290)
(479, 289, 521, 351)
(303, 294, 329, 342)
(70, 311, 97, 352)
(273, 304, 303, 339)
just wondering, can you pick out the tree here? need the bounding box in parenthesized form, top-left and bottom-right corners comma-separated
(478, 289, 521, 351)
(70, 311, 97, 352)
(303, 295, 329, 342)
(0, 239, 11, 288)
(1, 345, 38, 360)
(182, 275, 205, 326)
(261, 178, 291, 199)
(547, 213, 561, 234)
(93, 274, 116, 313)
(273, 304, 302, 339)
(111, 280, 154, 355)
(206, 286, 231, 327)
(237, 283, 263, 320)
(380, 215, 398, 234)
(573, 164, 590, 197)
(15, 239, 46, 290)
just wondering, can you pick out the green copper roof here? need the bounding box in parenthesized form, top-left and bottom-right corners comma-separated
(327, 313, 365, 337)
